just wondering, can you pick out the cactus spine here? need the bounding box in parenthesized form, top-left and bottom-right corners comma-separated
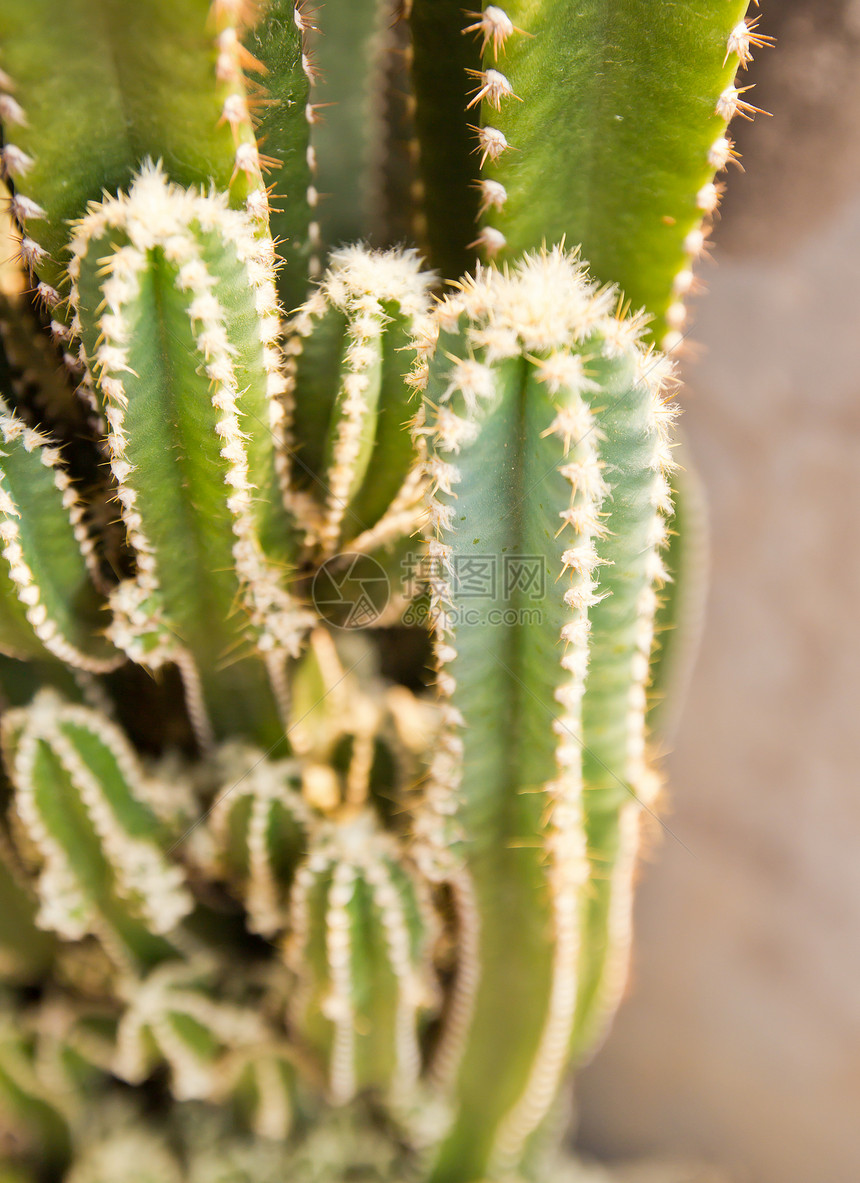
(0, 1, 766, 1180)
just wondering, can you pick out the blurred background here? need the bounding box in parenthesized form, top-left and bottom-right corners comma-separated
(575, 3, 860, 1181)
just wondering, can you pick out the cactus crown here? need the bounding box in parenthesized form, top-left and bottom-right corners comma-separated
(0, 2, 766, 1181)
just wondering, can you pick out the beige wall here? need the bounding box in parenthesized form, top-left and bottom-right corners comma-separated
(576, 5, 860, 1182)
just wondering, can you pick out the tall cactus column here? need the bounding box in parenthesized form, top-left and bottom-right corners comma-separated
(409, 247, 681, 1173)
(415, 250, 677, 1180)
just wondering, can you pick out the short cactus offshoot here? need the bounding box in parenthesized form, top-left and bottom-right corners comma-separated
(0, 2, 767, 1181)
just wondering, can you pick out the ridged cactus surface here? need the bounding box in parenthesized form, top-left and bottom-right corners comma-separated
(2, 690, 190, 963)
(413, 250, 677, 1177)
(286, 811, 437, 1105)
(0, 1, 767, 1180)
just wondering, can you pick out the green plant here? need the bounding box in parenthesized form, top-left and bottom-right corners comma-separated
(0, 2, 766, 1180)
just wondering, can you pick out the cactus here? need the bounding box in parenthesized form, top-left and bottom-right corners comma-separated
(205, 743, 311, 938)
(411, 249, 677, 1176)
(1, 690, 191, 965)
(0, 1, 767, 1181)
(286, 809, 438, 1105)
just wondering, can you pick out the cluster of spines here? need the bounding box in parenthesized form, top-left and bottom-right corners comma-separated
(0, 243, 84, 420)
(286, 811, 438, 1106)
(0, 691, 191, 956)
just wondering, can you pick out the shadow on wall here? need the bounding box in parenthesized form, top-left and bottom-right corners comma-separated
(575, 3, 860, 1183)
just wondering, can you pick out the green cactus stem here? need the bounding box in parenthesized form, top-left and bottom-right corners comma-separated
(69, 166, 314, 746)
(207, 743, 311, 938)
(285, 246, 432, 556)
(1, 690, 191, 968)
(243, 0, 316, 311)
(0, 0, 270, 314)
(0, 398, 118, 673)
(407, 0, 483, 281)
(415, 248, 676, 1178)
(286, 810, 438, 1105)
(463, 0, 763, 343)
(114, 960, 269, 1102)
(303, 0, 383, 251)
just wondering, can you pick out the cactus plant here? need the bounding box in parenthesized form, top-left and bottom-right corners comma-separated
(0, 1, 767, 1180)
